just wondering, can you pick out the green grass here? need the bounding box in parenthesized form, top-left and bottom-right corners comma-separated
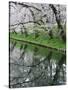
(10, 39, 63, 61)
(10, 32, 66, 50)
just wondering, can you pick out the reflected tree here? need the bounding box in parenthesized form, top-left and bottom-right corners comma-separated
(52, 54, 66, 85)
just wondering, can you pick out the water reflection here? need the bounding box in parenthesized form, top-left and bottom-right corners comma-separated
(9, 40, 66, 88)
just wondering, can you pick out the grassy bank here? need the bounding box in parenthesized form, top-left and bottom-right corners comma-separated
(10, 32, 66, 51)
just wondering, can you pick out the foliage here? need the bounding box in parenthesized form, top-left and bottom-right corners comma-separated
(10, 32, 66, 50)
